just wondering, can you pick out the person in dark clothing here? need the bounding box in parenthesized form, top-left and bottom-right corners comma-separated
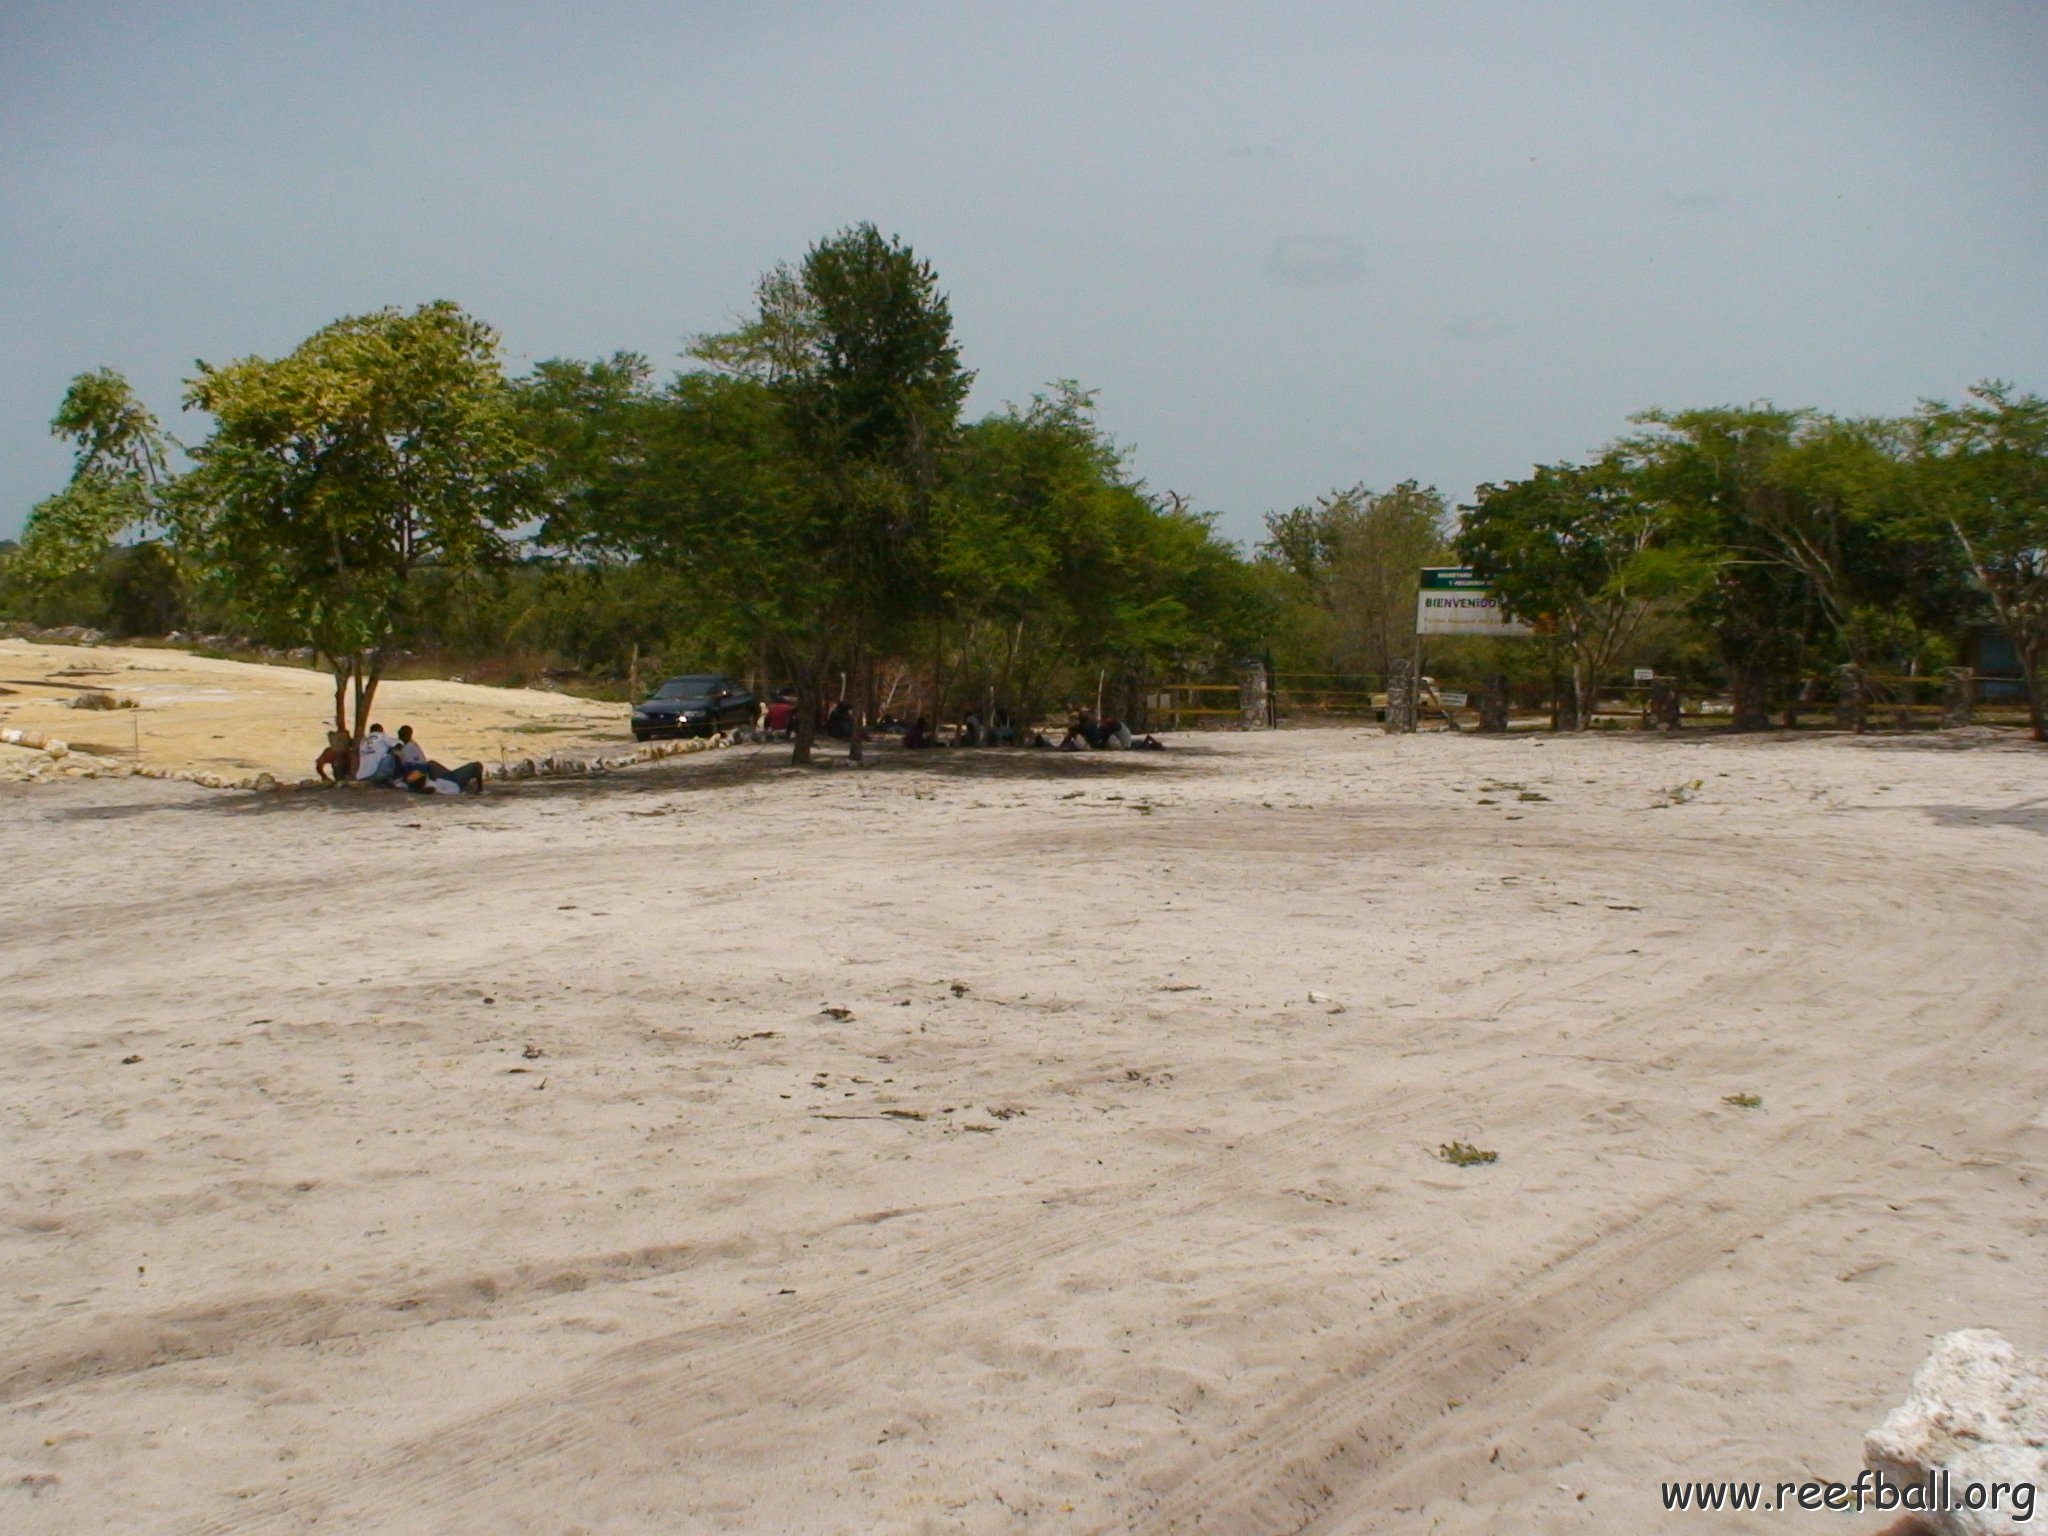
(1060, 709, 1107, 750)
(825, 700, 853, 740)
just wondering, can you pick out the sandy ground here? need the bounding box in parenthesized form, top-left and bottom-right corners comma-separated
(0, 639, 630, 783)
(3, 727, 2045, 1535)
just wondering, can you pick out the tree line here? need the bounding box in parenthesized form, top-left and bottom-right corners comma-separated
(7, 223, 2044, 745)
(6, 225, 1264, 763)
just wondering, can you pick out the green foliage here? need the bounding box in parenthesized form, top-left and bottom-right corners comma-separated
(177, 301, 539, 733)
(16, 369, 174, 586)
(1459, 456, 1707, 727)
(1257, 482, 1450, 680)
(1622, 406, 1969, 725)
(1909, 383, 2048, 738)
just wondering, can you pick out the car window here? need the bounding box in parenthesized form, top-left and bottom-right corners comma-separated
(655, 676, 720, 699)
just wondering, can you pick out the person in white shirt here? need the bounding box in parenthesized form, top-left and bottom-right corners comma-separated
(394, 725, 429, 769)
(354, 724, 400, 783)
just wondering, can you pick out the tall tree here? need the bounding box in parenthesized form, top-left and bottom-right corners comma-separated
(691, 224, 972, 762)
(177, 302, 537, 740)
(1910, 383, 2048, 740)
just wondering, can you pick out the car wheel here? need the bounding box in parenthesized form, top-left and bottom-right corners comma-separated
(633, 729, 650, 742)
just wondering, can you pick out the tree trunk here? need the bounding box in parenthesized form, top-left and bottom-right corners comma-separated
(791, 684, 818, 765)
(1570, 654, 1594, 731)
(1728, 663, 1772, 733)
(789, 653, 823, 766)
(996, 618, 1022, 725)
(849, 646, 867, 766)
(1479, 674, 1509, 733)
(350, 654, 385, 743)
(331, 664, 350, 738)
(2023, 644, 2045, 743)
(1834, 663, 1866, 733)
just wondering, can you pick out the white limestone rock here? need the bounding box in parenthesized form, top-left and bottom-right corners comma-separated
(1865, 1329, 2048, 1536)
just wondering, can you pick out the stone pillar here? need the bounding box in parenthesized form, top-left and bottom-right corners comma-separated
(1384, 659, 1417, 734)
(1942, 667, 1972, 728)
(1238, 661, 1270, 731)
(1649, 679, 1681, 732)
(1478, 674, 1509, 733)
(1834, 664, 1865, 733)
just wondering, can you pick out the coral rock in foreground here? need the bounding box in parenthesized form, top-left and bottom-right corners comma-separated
(1865, 1329, 2048, 1536)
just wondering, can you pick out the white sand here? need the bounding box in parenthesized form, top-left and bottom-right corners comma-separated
(3, 728, 2044, 1534)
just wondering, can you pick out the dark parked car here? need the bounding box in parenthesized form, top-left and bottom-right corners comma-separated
(630, 675, 756, 741)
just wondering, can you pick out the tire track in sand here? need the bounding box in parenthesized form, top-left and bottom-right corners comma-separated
(169, 813, 2037, 1533)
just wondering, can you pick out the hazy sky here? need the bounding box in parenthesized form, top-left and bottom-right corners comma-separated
(4, 0, 2044, 547)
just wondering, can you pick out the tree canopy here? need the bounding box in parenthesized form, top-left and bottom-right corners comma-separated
(178, 301, 539, 735)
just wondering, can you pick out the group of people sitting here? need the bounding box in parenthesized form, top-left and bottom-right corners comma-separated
(1054, 708, 1165, 752)
(896, 706, 1163, 752)
(741, 692, 1167, 754)
(316, 723, 485, 795)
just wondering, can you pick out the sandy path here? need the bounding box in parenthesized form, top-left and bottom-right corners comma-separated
(2, 729, 2044, 1533)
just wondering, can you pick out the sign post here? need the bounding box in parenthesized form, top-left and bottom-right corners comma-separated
(1414, 567, 1534, 732)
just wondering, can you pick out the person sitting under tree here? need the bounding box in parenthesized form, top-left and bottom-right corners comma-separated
(315, 728, 353, 782)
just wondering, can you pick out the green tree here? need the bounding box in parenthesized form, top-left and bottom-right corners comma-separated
(1459, 457, 1704, 728)
(16, 369, 175, 587)
(1257, 482, 1450, 686)
(178, 302, 538, 740)
(1323, 484, 1447, 679)
(689, 224, 972, 761)
(1628, 406, 1959, 727)
(945, 385, 1262, 721)
(1909, 383, 2048, 740)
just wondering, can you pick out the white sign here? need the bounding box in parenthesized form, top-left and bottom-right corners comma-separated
(1415, 568, 1534, 637)
(1436, 690, 1468, 707)
(1633, 668, 1655, 682)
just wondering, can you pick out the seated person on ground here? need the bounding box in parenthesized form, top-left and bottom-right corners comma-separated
(401, 760, 485, 795)
(903, 716, 938, 749)
(354, 724, 401, 783)
(825, 700, 853, 740)
(315, 728, 353, 782)
(955, 711, 984, 747)
(403, 729, 465, 782)
(1059, 709, 1107, 750)
(394, 724, 429, 770)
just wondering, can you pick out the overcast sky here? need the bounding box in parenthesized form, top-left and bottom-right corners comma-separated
(4, 0, 2044, 547)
